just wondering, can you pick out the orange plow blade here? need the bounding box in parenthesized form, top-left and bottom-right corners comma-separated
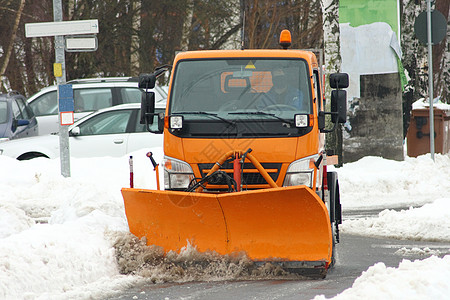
(122, 185, 333, 277)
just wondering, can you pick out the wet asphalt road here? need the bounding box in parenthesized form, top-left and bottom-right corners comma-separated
(109, 209, 450, 300)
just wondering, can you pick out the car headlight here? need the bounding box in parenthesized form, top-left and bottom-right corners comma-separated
(283, 155, 318, 187)
(163, 156, 195, 190)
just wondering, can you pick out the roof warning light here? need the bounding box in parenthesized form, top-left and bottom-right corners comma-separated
(279, 30, 292, 49)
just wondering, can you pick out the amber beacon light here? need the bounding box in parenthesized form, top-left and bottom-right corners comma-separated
(279, 29, 292, 49)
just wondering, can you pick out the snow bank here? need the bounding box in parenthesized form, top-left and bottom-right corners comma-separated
(342, 198, 450, 241)
(332, 154, 450, 210)
(314, 255, 450, 300)
(0, 149, 163, 299)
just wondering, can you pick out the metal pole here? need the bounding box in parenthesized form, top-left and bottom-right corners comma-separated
(53, 0, 71, 176)
(240, 0, 245, 50)
(426, 0, 435, 161)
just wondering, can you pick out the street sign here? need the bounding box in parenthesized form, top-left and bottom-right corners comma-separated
(58, 84, 74, 126)
(414, 10, 447, 45)
(25, 19, 98, 37)
(65, 35, 98, 52)
(60, 112, 74, 126)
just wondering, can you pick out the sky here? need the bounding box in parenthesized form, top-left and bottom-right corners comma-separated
(1, 148, 450, 299)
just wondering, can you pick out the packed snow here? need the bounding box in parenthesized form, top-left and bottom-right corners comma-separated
(1, 149, 449, 299)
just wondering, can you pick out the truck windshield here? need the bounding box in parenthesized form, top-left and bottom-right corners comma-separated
(170, 58, 312, 119)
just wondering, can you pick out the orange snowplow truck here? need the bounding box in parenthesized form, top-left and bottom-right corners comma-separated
(122, 30, 349, 278)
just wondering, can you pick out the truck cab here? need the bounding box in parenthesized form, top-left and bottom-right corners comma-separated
(159, 50, 337, 192)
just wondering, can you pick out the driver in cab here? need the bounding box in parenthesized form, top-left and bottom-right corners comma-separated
(256, 68, 304, 110)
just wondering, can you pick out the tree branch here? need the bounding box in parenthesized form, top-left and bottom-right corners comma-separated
(210, 22, 243, 50)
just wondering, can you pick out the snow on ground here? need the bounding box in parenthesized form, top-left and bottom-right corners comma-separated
(333, 154, 450, 210)
(342, 198, 450, 241)
(1, 149, 449, 299)
(314, 255, 450, 300)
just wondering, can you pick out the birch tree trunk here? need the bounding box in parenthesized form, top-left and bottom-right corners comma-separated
(181, 0, 194, 51)
(321, 0, 343, 165)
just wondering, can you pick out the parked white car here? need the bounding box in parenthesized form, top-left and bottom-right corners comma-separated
(28, 77, 167, 135)
(0, 102, 165, 160)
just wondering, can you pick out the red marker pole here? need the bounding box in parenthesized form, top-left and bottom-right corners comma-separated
(129, 155, 134, 188)
(233, 153, 241, 192)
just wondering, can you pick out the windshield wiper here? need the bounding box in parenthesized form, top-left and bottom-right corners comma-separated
(228, 111, 293, 125)
(175, 111, 235, 126)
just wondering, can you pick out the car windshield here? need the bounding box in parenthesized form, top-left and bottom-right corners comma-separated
(169, 58, 312, 121)
(0, 101, 7, 123)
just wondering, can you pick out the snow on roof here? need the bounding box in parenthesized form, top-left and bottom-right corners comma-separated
(412, 97, 450, 111)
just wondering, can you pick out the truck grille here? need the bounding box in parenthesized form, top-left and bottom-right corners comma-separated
(197, 162, 281, 187)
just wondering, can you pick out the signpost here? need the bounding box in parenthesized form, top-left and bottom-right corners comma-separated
(25, 0, 98, 177)
(413, 2, 447, 162)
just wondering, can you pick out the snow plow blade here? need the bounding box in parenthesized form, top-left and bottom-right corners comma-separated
(122, 185, 333, 277)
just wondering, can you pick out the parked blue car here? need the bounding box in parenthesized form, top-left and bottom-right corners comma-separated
(0, 92, 38, 141)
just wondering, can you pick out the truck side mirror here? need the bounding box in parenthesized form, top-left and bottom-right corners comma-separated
(318, 111, 326, 130)
(331, 90, 347, 123)
(319, 72, 349, 133)
(329, 73, 349, 89)
(140, 91, 155, 125)
(139, 73, 156, 89)
(157, 112, 165, 133)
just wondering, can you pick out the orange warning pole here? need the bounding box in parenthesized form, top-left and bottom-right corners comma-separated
(147, 152, 160, 190)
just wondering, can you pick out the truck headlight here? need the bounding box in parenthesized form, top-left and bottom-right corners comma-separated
(163, 156, 194, 190)
(283, 155, 318, 187)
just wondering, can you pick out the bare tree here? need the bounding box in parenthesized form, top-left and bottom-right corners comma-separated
(4, 0, 446, 107)
(0, 0, 25, 92)
(243, 0, 323, 50)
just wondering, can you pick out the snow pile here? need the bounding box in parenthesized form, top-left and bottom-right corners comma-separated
(315, 255, 450, 300)
(395, 247, 442, 257)
(0, 149, 162, 299)
(333, 154, 450, 210)
(1, 220, 120, 299)
(342, 198, 450, 241)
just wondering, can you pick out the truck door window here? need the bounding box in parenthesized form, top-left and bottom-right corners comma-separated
(313, 70, 322, 116)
